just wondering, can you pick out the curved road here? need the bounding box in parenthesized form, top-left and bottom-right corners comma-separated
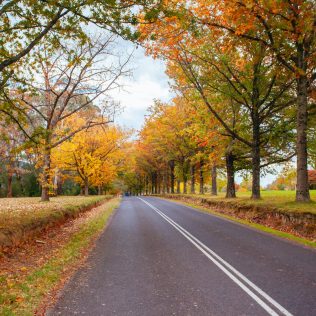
(49, 197, 316, 316)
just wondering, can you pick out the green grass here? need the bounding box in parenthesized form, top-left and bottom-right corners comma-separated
(164, 198, 316, 248)
(183, 190, 316, 214)
(0, 198, 120, 316)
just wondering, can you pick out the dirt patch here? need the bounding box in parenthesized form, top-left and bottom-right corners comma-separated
(158, 194, 316, 241)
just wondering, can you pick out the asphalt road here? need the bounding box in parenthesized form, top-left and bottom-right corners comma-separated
(49, 196, 316, 316)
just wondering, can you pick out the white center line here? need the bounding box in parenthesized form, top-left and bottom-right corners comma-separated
(138, 197, 293, 316)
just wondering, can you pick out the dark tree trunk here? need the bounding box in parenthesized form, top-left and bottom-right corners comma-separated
(177, 180, 180, 194)
(182, 163, 188, 194)
(211, 165, 217, 196)
(170, 160, 175, 194)
(145, 176, 149, 195)
(41, 145, 51, 202)
(155, 172, 158, 194)
(151, 173, 155, 194)
(199, 160, 204, 194)
(225, 152, 236, 198)
(7, 171, 13, 198)
(84, 178, 89, 196)
(251, 145, 261, 199)
(251, 113, 261, 200)
(295, 55, 310, 201)
(166, 170, 170, 194)
(190, 164, 195, 194)
(57, 177, 63, 196)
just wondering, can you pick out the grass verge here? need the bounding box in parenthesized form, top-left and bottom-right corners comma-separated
(160, 197, 316, 248)
(0, 195, 112, 252)
(175, 190, 316, 214)
(0, 198, 120, 316)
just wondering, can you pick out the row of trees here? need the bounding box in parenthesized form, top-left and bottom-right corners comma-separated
(126, 92, 315, 197)
(0, 103, 130, 199)
(0, 1, 314, 202)
(0, 25, 133, 199)
(132, 0, 315, 201)
(0, 1, 170, 200)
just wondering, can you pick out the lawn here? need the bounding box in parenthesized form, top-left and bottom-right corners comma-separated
(190, 190, 316, 214)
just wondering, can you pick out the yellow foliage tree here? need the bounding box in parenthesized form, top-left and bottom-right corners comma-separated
(52, 117, 128, 196)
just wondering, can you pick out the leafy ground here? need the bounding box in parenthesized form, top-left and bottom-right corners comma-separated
(0, 196, 112, 252)
(0, 196, 109, 229)
(192, 190, 316, 214)
(0, 198, 120, 316)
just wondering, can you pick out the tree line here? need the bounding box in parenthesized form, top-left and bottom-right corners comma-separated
(128, 0, 315, 201)
(0, 0, 163, 201)
(0, 1, 315, 202)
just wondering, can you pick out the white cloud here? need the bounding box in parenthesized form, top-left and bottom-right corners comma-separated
(109, 44, 173, 131)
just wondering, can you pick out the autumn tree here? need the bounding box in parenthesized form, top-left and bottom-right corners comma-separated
(0, 0, 163, 90)
(13, 36, 129, 201)
(140, 8, 297, 199)
(52, 118, 128, 196)
(137, 99, 200, 194)
(142, 0, 315, 201)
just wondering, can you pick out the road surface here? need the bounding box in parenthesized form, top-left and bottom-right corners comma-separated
(49, 197, 316, 316)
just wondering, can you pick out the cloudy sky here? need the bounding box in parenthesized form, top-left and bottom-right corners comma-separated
(112, 41, 173, 131)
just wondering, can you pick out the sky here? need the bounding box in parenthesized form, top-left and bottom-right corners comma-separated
(112, 41, 172, 131)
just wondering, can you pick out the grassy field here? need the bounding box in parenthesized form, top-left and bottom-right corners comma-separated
(190, 190, 316, 214)
(0, 198, 120, 316)
(0, 196, 111, 231)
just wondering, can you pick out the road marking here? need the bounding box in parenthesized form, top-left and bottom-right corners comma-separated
(138, 197, 293, 316)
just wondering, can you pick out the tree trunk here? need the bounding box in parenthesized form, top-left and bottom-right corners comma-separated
(251, 145, 261, 199)
(251, 114, 261, 200)
(177, 180, 180, 194)
(295, 60, 310, 201)
(211, 165, 217, 196)
(57, 177, 63, 196)
(41, 146, 51, 202)
(225, 152, 236, 198)
(84, 178, 89, 196)
(146, 176, 149, 195)
(170, 160, 175, 194)
(98, 185, 101, 195)
(155, 172, 158, 194)
(183, 179, 187, 194)
(7, 171, 13, 198)
(151, 173, 155, 194)
(182, 163, 188, 194)
(190, 164, 195, 194)
(199, 160, 204, 194)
